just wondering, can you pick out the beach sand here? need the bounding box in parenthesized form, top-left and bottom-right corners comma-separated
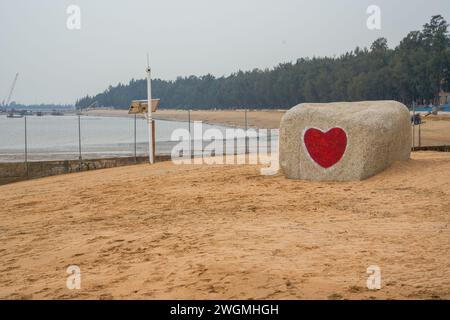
(1, 152, 449, 300)
(155, 109, 286, 129)
(84, 109, 285, 129)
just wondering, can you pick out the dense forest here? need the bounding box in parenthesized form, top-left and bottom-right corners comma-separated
(76, 15, 450, 110)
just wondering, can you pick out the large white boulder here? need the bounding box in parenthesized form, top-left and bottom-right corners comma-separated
(279, 101, 411, 181)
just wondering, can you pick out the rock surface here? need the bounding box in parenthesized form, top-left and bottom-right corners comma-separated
(279, 101, 411, 181)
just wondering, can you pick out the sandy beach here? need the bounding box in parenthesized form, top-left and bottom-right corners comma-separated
(83, 109, 286, 129)
(1, 151, 449, 300)
(3, 0, 449, 305)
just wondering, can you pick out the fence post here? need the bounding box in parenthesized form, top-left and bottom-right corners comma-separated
(418, 119, 422, 147)
(223, 134, 226, 158)
(257, 125, 260, 160)
(24, 116, 28, 178)
(234, 134, 237, 158)
(188, 110, 193, 158)
(412, 101, 416, 149)
(245, 109, 249, 154)
(134, 114, 137, 162)
(78, 114, 82, 171)
(151, 119, 156, 162)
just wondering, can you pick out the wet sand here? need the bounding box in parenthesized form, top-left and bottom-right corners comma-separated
(1, 152, 449, 299)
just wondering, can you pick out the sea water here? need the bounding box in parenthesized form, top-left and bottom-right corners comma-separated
(0, 115, 277, 162)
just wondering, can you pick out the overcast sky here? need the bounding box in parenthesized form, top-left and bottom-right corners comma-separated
(0, 0, 449, 105)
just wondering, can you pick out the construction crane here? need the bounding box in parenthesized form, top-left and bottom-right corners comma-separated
(2, 73, 19, 108)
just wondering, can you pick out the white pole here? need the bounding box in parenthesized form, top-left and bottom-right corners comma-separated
(146, 55, 154, 164)
(412, 101, 415, 149)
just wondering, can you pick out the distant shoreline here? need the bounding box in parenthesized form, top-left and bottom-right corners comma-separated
(82, 108, 287, 129)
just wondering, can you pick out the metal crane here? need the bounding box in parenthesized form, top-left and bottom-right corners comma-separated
(2, 73, 19, 107)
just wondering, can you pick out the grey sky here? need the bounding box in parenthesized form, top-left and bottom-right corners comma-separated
(0, 0, 449, 105)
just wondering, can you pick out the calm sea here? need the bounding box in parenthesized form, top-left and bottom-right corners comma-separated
(0, 115, 276, 162)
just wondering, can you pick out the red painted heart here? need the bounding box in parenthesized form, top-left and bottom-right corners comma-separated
(304, 128, 347, 169)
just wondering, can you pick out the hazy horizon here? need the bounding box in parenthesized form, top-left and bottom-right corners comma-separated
(1, 0, 449, 105)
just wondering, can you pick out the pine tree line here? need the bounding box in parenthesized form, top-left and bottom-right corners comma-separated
(76, 15, 450, 110)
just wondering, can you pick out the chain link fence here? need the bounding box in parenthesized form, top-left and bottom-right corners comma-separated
(0, 110, 278, 166)
(410, 104, 450, 148)
(2, 106, 449, 168)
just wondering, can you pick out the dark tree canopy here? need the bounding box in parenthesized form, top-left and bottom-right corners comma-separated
(76, 15, 450, 110)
